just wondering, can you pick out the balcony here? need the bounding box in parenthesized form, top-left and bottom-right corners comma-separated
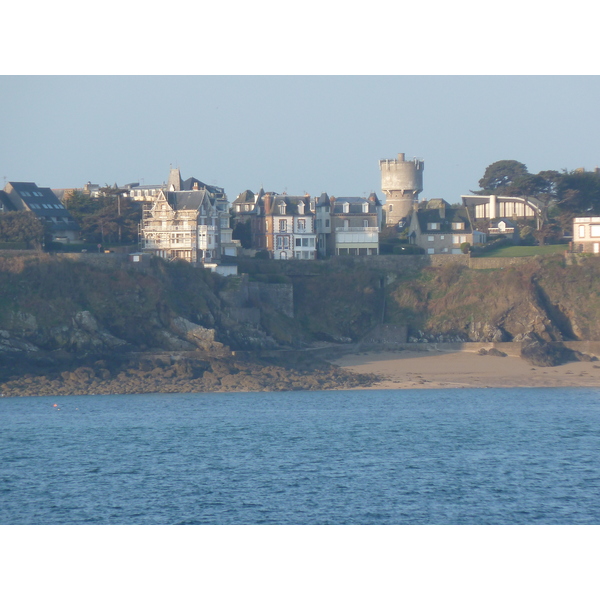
(142, 224, 197, 233)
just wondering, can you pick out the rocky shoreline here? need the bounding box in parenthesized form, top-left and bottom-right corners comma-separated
(0, 351, 380, 398)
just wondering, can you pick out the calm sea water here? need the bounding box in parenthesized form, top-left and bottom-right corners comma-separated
(1, 387, 600, 525)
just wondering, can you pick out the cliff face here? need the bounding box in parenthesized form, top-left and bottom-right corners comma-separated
(383, 256, 600, 343)
(1, 253, 599, 363)
(0, 254, 291, 357)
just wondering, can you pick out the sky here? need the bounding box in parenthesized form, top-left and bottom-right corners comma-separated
(2, 2, 599, 209)
(2, 76, 600, 204)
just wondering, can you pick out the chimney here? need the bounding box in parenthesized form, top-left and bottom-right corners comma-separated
(193, 181, 199, 190)
(398, 153, 405, 162)
(263, 193, 272, 214)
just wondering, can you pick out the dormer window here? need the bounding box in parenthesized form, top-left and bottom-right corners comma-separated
(298, 203, 304, 215)
(343, 203, 349, 213)
(362, 203, 368, 213)
(279, 204, 286, 215)
(451, 222, 465, 230)
(427, 222, 440, 230)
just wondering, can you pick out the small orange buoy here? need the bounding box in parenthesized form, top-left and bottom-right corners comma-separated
(53, 404, 58, 407)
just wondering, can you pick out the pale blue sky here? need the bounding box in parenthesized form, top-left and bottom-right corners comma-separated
(2, 76, 599, 203)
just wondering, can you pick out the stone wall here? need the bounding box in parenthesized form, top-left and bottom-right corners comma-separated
(468, 256, 542, 270)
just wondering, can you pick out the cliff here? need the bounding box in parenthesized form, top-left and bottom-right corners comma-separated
(1, 251, 599, 394)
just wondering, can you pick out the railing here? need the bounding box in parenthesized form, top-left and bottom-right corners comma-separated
(335, 227, 378, 232)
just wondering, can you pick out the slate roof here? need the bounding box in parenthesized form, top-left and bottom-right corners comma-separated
(263, 195, 313, 216)
(5, 182, 80, 232)
(167, 190, 209, 211)
(412, 199, 472, 234)
(182, 177, 225, 196)
(331, 196, 379, 215)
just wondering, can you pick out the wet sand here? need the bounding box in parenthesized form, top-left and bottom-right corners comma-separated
(332, 350, 600, 389)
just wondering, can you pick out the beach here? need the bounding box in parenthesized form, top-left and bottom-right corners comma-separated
(332, 349, 600, 389)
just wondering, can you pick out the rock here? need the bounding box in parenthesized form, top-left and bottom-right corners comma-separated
(487, 348, 507, 357)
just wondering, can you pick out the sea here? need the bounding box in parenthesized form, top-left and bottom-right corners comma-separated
(2, 387, 600, 525)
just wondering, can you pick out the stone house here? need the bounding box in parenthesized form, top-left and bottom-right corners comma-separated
(250, 193, 316, 260)
(1, 181, 80, 243)
(140, 169, 236, 264)
(572, 216, 600, 253)
(408, 198, 485, 254)
(315, 193, 382, 257)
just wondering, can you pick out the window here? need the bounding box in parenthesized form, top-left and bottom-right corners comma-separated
(279, 220, 287, 232)
(362, 203, 368, 213)
(427, 248, 435, 254)
(279, 204, 286, 215)
(427, 235, 434, 241)
(427, 222, 440, 230)
(298, 203, 304, 215)
(452, 222, 465, 230)
(277, 236, 290, 249)
(343, 203, 349, 213)
(579, 225, 586, 239)
(298, 219, 306, 231)
(302, 238, 309, 247)
(591, 225, 600, 237)
(363, 220, 369, 228)
(296, 238, 302, 247)
(325, 219, 330, 227)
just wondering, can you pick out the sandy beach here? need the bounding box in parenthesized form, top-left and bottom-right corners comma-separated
(332, 349, 600, 389)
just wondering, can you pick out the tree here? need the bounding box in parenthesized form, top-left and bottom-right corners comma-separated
(0, 211, 45, 249)
(477, 160, 529, 193)
(232, 220, 252, 249)
(553, 170, 600, 229)
(65, 188, 141, 245)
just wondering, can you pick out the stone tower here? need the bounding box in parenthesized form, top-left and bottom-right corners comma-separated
(379, 153, 424, 226)
(167, 167, 183, 191)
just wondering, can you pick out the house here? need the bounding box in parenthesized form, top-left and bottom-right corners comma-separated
(250, 192, 316, 260)
(1, 181, 80, 243)
(488, 218, 519, 241)
(139, 168, 237, 264)
(408, 198, 485, 254)
(315, 193, 382, 257)
(461, 194, 543, 229)
(572, 217, 600, 253)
